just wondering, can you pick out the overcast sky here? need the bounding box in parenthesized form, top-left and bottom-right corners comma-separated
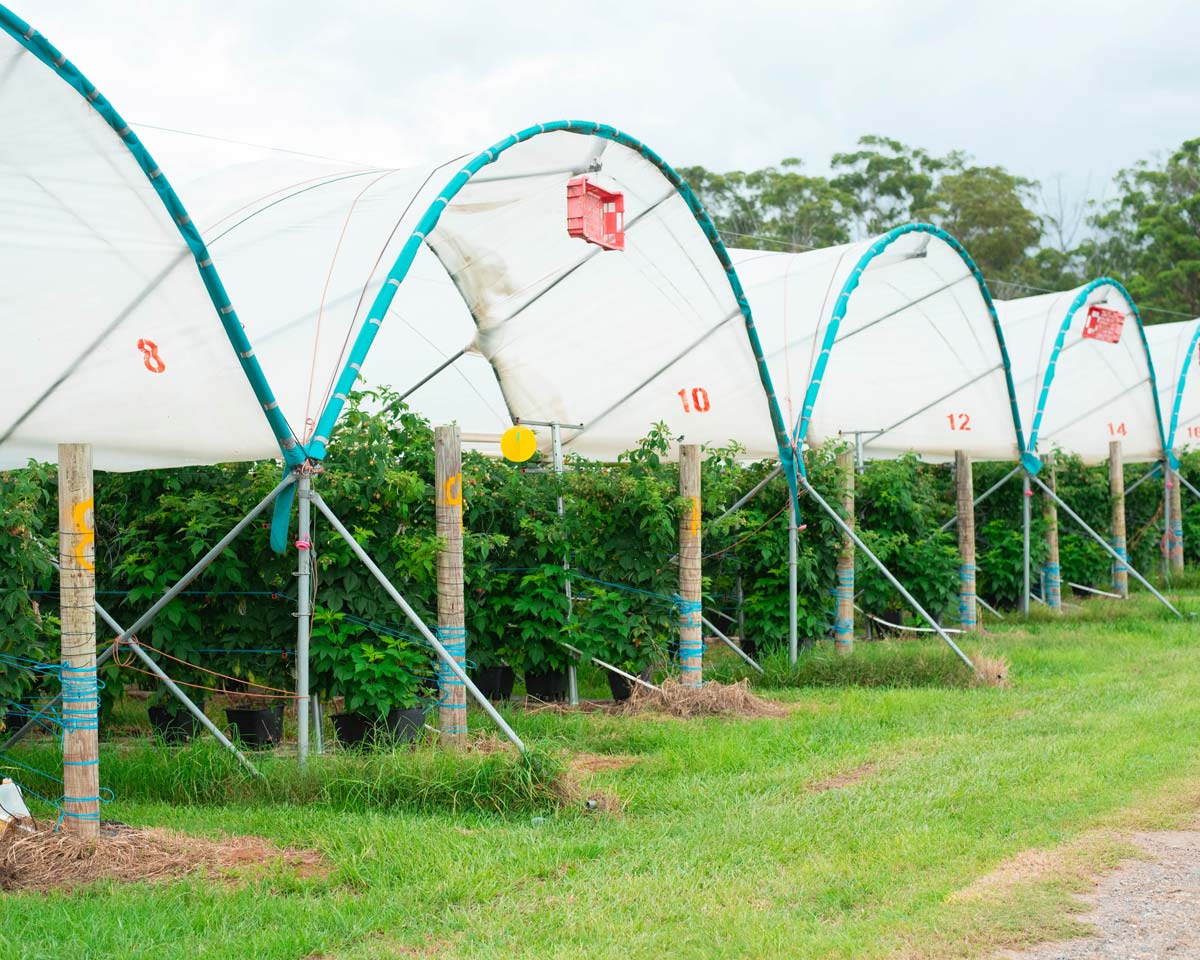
(30, 0, 1200, 211)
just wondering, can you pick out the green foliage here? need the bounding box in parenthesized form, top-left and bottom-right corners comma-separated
(683, 133, 1198, 321)
(1087, 138, 1200, 317)
(6, 738, 565, 817)
(309, 610, 433, 715)
(0, 464, 58, 714)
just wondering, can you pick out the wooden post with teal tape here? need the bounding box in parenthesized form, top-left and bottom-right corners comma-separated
(1042, 452, 1062, 612)
(58, 443, 99, 836)
(435, 426, 467, 743)
(678, 445, 703, 687)
(955, 451, 978, 632)
(834, 449, 855, 653)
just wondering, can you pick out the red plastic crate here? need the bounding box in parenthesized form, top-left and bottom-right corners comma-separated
(566, 176, 624, 251)
(1082, 304, 1125, 344)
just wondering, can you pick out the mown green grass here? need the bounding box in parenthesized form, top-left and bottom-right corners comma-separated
(2, 589, 1200, 960)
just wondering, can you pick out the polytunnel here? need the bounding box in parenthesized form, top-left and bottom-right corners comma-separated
(1145, 317, 1200, 462)
(1, 2, 797, 481)
(135, 122, 795, 477)
(730, 223, 1027, 466)
(996, 280, 1166, 466)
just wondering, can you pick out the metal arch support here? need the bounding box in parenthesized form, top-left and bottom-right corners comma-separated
(799, 475, 979, 675)
(309, 490, 526, 752)
(1027, 473, 1181, 618)
(307, 119, 800, 503)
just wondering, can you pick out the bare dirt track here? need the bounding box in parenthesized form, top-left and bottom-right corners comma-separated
(1001, 826, 1200, 960)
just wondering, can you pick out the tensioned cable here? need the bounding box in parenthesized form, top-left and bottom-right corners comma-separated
(311, 152, 471, 423)
(994, 275, 1195, 321)
(303, 167, 405, 439)
(130, 120, 370, 166)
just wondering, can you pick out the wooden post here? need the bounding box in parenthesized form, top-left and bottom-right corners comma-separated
(678, 444, 702, 687)
(58, 444, 98, 837)
(834, 450, 855, 653)
(1042, 452, 1061, 612)
(955, 451, 978, 631)
(435, 425, 466, 743)
(1109, 441, 1128, 598)
(1169, 465, 1185, 573)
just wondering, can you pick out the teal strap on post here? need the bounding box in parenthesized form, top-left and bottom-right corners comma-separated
(303, 119, 799, 506)
(0, 5, 304, 469)
(1043, 561, 1061, 610)
(833, 568, 854, 650)
(434, 627, 467, 736)
(791, 223, 1028, 478)
(59, 664, 99, 732)
(1111, 538, 1128, 588)
(676, 597, 704, 675)
(958, 563, 977, 629)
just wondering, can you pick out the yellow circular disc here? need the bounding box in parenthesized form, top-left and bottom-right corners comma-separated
(500, 425, 537, 463)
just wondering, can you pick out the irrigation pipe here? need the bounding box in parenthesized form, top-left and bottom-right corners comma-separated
(854, 606, 963, 636)
(1068, 582, 1124, 599)
(1028, 473, 1181, 618)
(560, 643, 660, 692)
(800, 476, 979, 675)
(700, 616, 763, 673)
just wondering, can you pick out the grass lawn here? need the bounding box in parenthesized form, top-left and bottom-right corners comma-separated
(2, 589, 1199, 959)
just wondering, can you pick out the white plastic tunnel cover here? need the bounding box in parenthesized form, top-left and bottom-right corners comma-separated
(149, 124, 788, 465)
(1146, 317, 1200, 461)
(0, 9, 286, 471)
(997, 280, 1165, 465)
(731, 225, 1025, 465)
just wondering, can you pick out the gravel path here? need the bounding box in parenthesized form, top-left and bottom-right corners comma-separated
(1002, 827, 1200, 959)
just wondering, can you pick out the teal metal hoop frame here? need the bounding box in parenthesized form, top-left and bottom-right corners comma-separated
(308, 119, 800, 500)
(1024, 277, 1167, 467)
(1157, 322, 1200, 468)
(0, 4, 303, 468)
(791, 222, 1029, 475)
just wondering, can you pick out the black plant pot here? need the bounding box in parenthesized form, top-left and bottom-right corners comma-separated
(4, 706, 30, 734)
(225, 704, 284, 748)
(148, 705, 202, 744)
(331, 707, 426, 747)
(524, 668, 568, 702)
(473, 665, 515, 701)
(607, 672, 634, 703)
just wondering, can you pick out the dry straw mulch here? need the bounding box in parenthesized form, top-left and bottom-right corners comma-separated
(621, 677, 790, 719)
(0, 823, 325, 893)
(971, 653, 1011, 688)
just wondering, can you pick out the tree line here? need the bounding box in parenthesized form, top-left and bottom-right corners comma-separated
(679, 136, 1200, 321)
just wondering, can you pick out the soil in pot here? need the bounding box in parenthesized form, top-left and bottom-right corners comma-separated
(225, 704, 284, 748)
(524, 668, 568, 702)
(332, 707, 426, 747)
(473, 665, 515, 701)
(148, 705, 202, 744)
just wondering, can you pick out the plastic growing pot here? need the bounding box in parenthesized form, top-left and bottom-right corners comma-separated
(524, 668, 568, 702)
(225, 704, 284, 748)
(606, 671, 634, 703)
(331, 708, 425, 747)
(148, 705, 202, 744)
(473, 665, 515, 701)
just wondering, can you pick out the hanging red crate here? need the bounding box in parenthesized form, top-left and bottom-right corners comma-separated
(566, 176, 624, 251)
(1082, 304, 1125, 343)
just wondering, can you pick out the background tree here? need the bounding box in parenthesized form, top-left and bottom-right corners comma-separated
(1086, 138, 1200, 320)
